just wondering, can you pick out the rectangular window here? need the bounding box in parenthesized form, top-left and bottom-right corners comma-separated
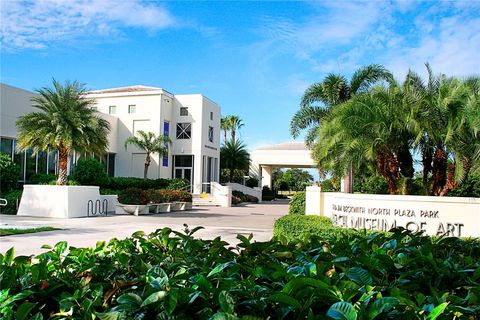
(109, 106, 116, 114)
(180, 107, 188, 116)
(107, 153, 115, 177)
(208, 126, 214, 143)
(176, 123, 191, 139)
(210, 112, 213, 120)
(163, 121, 169, 167)
(0, 138, 14, 158)
(128, 105, 136, 113)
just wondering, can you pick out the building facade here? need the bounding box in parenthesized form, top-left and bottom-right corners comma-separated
(0, 83, 221, 194)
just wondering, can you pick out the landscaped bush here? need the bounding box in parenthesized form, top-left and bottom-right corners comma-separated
(146, 189, 192, 203)
(320, 178, 339, 192)
(117, 188, 149, 205)
(0, 153, 20, 193)
(0, 190, 22, 215)
(232, 191, 258, 204)
(231, 195, 242, 205)
(245, 176, 259, 188)
(1, 227, 479, 319)
(262, 186, 274, 201)
(273, 214, 352, 242)
(449, 174, 480, 197)
(288, 191, 305, 215)
(246, 194, 259, 203)
(71, 158, 109, 186)
(165, 178, 190, 190)
(359, 175, 389, 194)
(100, 177, 170, 191)
(27, 173, 57, 185)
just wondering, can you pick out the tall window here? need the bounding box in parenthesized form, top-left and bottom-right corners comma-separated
(176, 123, 191, 139)
(210, 112, 213, 120)
(163, 121, 169, 166)
(128, 105, 136, 113)
(180, 107, 188, 116)
(109, 106, 116, 114)
(208, 126, 214, 143)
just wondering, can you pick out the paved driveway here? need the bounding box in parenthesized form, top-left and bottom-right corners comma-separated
(0, 201, 289, 256)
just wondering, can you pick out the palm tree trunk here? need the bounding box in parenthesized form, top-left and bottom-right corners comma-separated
(56, 148, 69, 185)
(224, 130, 227, 142)
(231, 130, 236, 142)
(429, 145, 447, 196)
(376, 153, 400, 195)
(144, 153, 151, 179)
(421, 144, 433, 194)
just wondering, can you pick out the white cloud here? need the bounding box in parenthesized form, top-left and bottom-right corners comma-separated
(0, 0, 175, 51)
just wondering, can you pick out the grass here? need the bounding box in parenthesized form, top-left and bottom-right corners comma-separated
(0, 227, 60, 236)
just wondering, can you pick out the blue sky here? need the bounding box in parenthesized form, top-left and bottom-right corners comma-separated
(2, 0, 480, 152)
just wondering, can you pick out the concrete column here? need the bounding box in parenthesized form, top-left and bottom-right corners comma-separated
(261, 165, 272, 188)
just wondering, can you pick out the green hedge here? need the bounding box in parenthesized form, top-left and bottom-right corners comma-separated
(288, 191, 305, 215)
(273, 214, 354, 242)
(1, 227, 479, 319)
(0, 153, 20, 193)
(0, 190, 22, 215)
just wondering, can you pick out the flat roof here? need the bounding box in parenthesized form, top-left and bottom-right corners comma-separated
(87, 85, 163, 94)
(255, 141, 308, 151)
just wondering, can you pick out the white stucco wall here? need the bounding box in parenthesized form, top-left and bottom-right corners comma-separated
(0, 83, 37, 138)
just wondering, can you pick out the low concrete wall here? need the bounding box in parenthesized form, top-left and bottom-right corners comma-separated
(211, 182, 231, 207)
(18, 185, 102, 218)
(305, 188, 480, 237)
(225, 183, 262, 202)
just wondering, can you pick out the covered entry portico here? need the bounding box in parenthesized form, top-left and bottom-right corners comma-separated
(250, 142, 316, 188)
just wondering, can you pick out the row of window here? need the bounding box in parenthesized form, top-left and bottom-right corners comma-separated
(102, 105, 214, 121)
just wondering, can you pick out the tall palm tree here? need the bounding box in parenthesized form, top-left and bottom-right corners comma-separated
(220, 139, 250, 182)
(228, 115, 244, 142)
(291, 64, 394, 146)
(124, 130, 171, 179)
(221, 116, 230, 142)
(16, 79, 110, 185)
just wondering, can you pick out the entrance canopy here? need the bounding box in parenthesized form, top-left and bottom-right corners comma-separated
(250, 142, 316, 188)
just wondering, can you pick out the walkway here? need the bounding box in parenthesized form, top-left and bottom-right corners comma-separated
(0, 200, 289, 256)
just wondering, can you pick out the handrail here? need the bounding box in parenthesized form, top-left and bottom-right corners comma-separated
(0, 198, 7, 207)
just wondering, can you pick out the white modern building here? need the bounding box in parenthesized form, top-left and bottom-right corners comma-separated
(0, 83, 221, 194)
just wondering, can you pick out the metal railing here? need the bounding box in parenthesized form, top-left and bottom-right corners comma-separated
(0, 198, 7, 207)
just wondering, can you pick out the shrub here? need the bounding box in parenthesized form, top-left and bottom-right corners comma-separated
(273, 214, 352, 242)
(288, 191, 305, 215)
(2, 227, 479, 319)
(449, 174, 480, 197)
(232, 190, 247, 201)
(262, 186, 274, 201)
(246, 194, 259, 203)
(165, 178, 190, 190)
(0, 153, 20, 192)
(100, 177, 170, 191)
(27, 173, 57, 184)
(146, 189, 192, 203)
(231, 195, 242, 205)
(0, 190, 22, 215)
(117, 188, 149, 205)
(320, 178, 338, 192)
(71, 158, 108, 186)
(360, 176, 388, 194)
(245, 177, 259, 188)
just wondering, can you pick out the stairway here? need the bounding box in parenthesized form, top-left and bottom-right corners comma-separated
(192, 194, 221, 206)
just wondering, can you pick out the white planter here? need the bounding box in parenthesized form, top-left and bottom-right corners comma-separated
(116, 204, 149, 216)
(18, 185, 101, 218)
(100, 195, 118, 214)
(185, 202, 192, 210)
(148, 203, 171, 213)
(171, 202, 186, 211)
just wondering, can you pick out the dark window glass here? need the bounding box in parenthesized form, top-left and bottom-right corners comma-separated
(107, 153, 115, 177)
(210, 112, 213, 120)
(180, 107, 188, 116)
(174, 155, 193, 167)
(176, 123, 191, 139)
(48, 151, 57, 174)
(13, 141, 25, 181)
(0, 138, 13, 157)
(37, 151, 48, 174)
(208, 126, 214, 143)
(163, 122, 169, 167)
(25, 148, 36, 181)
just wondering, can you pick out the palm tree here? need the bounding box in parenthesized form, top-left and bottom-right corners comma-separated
(221, 116, 230, 142)
(124, 130, 171, 179)
(405, 64, 477, 195)
(220, 139, 250, 182)
(228, 115, 244, 142)
(16, 79, 110, 185)
(291, 64, 394, 146)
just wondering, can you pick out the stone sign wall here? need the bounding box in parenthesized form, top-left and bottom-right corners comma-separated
(305, 187, 480, 237)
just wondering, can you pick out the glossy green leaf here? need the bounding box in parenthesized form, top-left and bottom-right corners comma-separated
(219, 291, 235, 314)
(208, 262, 233, 277)
(16, 302, 36, 320)
(427, 302, 449, 320)
(368, 297, 400, 319)
(140, 291, 167, 307)
(270, 293, 301, 309)
(346, 267, 372, 285)
(116, 293, 142, 306)
(95, 311, 122, 320)
(327, 301, 357, 320)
